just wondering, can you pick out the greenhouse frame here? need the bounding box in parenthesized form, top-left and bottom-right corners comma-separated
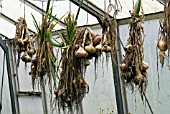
(0, 0, 169, 114)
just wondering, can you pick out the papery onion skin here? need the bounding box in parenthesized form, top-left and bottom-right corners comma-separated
(93, 35, 101, 46)
(157, 40, 167, 51)
(75, 47, 88, 58)
(142, 61, 149, 71)
(119, 63, 127, 72)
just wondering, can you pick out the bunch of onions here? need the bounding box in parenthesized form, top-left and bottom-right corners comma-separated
(14, 17, 36, 64)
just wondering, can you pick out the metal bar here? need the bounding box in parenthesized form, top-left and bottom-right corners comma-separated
(111, 51, 124, 114)
(18, 0, 66, 27)
(0, 33, 8, 39)
(17, 91, 41, 97)
(7, 39, 21, 114)
(0, 13, 35, 34)
(69, 0, 105, 26)
(156, 0, 164, 5)
(0, 37, 17, 114)
(109, 19, 124, 114)
(117, 11, 164, 25)
(81, 0, 109, 17)
(0, 37, 7, 51)
(116, 27, 128, 114)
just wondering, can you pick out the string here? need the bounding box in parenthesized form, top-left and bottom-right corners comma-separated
(0, 0, 2, 13)
(24, 0, 25, 19)
(69, 1, 71, 12)
(104, 0, 106, 13)
(86, 1, 88, 25)
(107, 0, 115, 14)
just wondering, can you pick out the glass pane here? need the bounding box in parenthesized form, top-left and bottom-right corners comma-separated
(119, 19, 170, 114)
(18, 96, 43, 114)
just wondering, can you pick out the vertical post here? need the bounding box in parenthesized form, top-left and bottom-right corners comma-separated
(0, 38, 18, 114)
(7, 39, 20, 114)
(110, 19, 125, 114)
(111, 53, 124, 114)
(116, 30, 128, 114)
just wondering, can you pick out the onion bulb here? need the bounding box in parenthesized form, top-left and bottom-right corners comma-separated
(157, 40, 167, 51)
(84, 59, 90, 66)
(75, 47, 88, 58)
(27, 48, 36, 56)
(80, 78, 86, 84)
(102, 45, 111, 52)
(119, 63, 127, 72)
(125, 44, 134, 53)
(142, 61, 149, 71)
(85, 41, 96, 53)
(134, 69, 144, 85)
(93, 35, 101, 46)
(21, 53, 32, 62)
(17, 39, 25, 46)
(95, 42, 102, 51)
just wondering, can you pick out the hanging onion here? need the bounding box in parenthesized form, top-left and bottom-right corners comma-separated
(142, 61, 149, 71)
(134, 69, 145, 85)
(93, 35, 101, 46)
(119, 63, 127, 72)
(85, 42, 96, 53)
(75, 46, 88, 58)
(102, 45, 111, 52)
(95, 42, 102, 51)
(157, 40, 167, 51)
(125, 44, 134, 53)
(21, 52, 32, 62)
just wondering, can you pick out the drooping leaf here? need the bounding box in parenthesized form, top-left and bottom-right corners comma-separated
(31, 14, 41, 35)
(46, 32, 63, 47)
(75, 0, 84, 21)
(47, 12, 67, 33)
(49, 54, 56, 87)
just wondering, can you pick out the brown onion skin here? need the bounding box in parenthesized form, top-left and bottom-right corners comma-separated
(142, 62, 149, 71)
(93, 35, 101, 46)
(119, 63, 127, 72)
(157, 40, 167, 51)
